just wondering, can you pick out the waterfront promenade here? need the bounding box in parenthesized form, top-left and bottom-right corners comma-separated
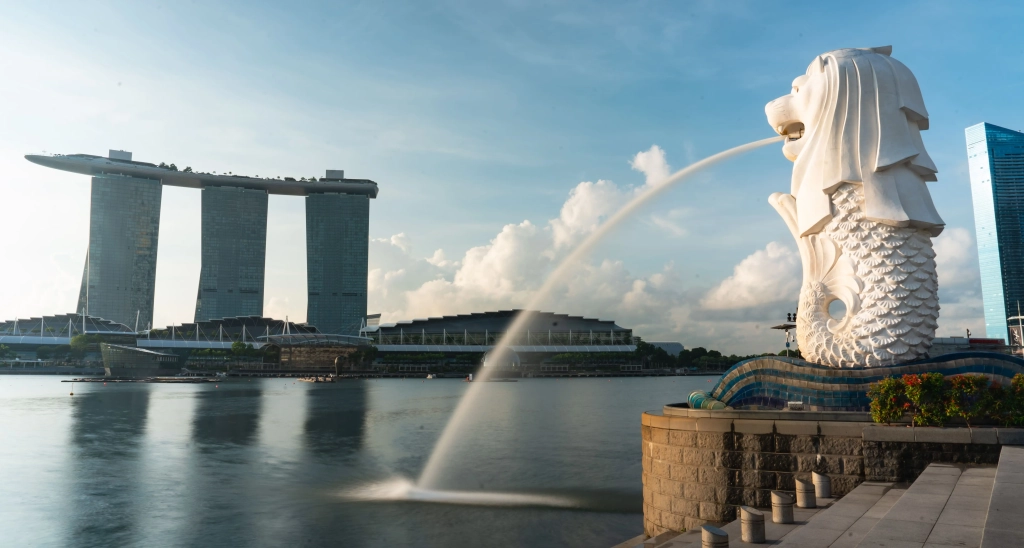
(618, 445, 1024, 547)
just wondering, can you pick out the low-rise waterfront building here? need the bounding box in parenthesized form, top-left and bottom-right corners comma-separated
(366, 310, 638, 372)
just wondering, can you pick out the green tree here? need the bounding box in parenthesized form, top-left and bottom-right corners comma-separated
(70, 334, 92, 357)
(231, 340, 246, 355)
(53, 345, 71, 360)
(183, 166, 193, 173)
(36, 346, 53, 360)
(0, 344, 14, 359)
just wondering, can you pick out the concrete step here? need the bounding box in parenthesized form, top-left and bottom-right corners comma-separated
(981, 445, 1024, 547)
(772, 482, 893, 547)
(826, 487, 906, 548)
(639, 502, 839, 547)
(854, 463, 994, 548)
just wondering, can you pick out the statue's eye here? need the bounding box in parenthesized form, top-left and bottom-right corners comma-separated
(792, 86, 799, 93)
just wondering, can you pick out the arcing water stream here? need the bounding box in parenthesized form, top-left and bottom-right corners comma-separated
(346, 135, 784, 506)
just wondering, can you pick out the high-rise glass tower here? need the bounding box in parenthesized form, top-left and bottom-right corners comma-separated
(77, 174, 162, 330)
(305, 192, 369, 335)
(966, 122, 1024, 343)
(28, 152, 377, 332)
(194, 186, 269, 322)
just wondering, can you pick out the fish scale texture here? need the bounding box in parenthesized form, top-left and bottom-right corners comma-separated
(798, 183, 939, 367)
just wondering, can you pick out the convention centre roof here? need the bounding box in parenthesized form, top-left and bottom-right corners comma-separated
(376, 310, 630, 334)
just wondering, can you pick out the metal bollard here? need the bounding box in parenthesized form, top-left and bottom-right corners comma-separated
(771, 490, 794, 524)
(812, 472, 832, 499)
(795, 478, 816, 508)
(701, 524, 729, 548)
(740, 506, 766, 544)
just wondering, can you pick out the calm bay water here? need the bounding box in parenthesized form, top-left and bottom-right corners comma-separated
(0, 375, 716, 547)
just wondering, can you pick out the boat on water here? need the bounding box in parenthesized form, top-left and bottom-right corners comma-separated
(463, 373, 474, 382)
(298, 375, 336, 383)
(426, 374, 436, 379)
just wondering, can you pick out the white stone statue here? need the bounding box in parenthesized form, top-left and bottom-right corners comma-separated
(765, 46, 943, 368)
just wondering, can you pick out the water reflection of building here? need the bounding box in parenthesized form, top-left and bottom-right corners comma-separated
(180, 384, 264, 546)
(191, 385, 263, 448)
(66, 385, 151, 546)
(303, 381, 367, 456)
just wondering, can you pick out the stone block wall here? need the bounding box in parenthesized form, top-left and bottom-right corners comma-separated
(641, 407, 1014, 537)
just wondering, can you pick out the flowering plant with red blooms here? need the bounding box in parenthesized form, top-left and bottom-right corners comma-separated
(998, 373, 1024, 427)
(869, 372, 1024, 426)
(868, 377, 905, 425)
(903, 373, 947, 426)
(945, 374, 991, 428)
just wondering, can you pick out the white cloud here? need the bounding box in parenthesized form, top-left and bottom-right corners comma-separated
(630, 144, 671, 186)
(365, 145, 804, 354)
(650, 208, 690, 238)
(549, 180, 625, 250)
(934, 227, 979, 288)
(377, 233, 412, 253)
(932, 226, 984, 337)
(700, 242, 800, 310)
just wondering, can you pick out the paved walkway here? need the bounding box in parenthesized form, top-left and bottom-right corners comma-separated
(981, 445, 1024, 547)
(618, 449, 1023, 548)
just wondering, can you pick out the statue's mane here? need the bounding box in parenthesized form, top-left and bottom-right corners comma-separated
(791, 47, 941, 236)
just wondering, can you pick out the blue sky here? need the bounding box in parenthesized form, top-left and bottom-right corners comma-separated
(2, 0, 1022, 353)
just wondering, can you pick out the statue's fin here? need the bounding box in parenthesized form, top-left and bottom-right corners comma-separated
(867, 45, 892, 56)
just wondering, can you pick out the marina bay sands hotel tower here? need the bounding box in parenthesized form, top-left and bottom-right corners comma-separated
(25, 150, 378, 335)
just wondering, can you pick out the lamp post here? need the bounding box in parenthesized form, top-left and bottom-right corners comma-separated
(771, 309, 798, 358)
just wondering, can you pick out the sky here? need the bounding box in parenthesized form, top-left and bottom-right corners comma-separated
(2, 0, 1023, 354)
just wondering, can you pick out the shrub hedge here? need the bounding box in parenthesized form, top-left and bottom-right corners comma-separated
(867, 373, 1024, 427)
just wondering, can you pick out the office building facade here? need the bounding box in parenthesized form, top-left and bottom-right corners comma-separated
(77, 173, 162, 330)
(966, 122, 1024, 342)
(305, 192, 369, 335)
(194, 186, 269, 322)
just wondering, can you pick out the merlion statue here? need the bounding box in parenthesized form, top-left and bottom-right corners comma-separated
(765, 46, 944, 368)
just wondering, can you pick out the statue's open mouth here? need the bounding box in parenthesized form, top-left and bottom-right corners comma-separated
(778, 122, 805, 142)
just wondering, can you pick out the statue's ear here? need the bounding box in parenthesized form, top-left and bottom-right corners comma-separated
(869, 45, 892, 56)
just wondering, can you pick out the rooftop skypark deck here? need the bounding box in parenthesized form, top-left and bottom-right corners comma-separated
(25, 152, 379, 197)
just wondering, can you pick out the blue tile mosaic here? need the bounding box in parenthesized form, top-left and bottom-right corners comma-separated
(710, 352, 1024, 411)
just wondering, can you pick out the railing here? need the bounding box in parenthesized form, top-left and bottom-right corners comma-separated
(370, 330, 634, 346)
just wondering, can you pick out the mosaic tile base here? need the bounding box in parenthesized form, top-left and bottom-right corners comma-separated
(710, 352, 1024, 411)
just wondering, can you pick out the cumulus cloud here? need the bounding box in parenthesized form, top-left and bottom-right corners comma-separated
(365, 144, 808, 354)
(932, 226, 984, 337)
(700, 242, 800, 310)
(934, 227, 979, 288)
(549, 180, 624, 250)
(630, 144, 671, 186)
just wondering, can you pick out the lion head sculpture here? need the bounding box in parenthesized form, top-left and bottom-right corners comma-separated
(765, 46, 944, 237)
